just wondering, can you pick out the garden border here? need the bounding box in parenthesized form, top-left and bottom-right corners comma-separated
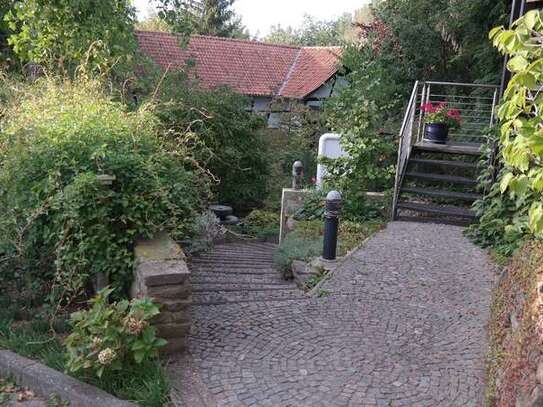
(0, 350, 136, 407)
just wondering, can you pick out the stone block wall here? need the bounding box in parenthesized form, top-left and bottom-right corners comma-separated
(130, 232, 191, 354)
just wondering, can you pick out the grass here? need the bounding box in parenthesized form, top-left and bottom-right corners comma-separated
(0, 293, 170, 407)
(274, 219, 384, 279)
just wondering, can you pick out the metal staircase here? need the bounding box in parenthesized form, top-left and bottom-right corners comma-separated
(392, 81, 499, 225)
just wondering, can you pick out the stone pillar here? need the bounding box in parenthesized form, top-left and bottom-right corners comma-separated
(130, 232, 191, 354)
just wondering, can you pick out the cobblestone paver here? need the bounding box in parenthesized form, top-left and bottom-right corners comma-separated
(168, 222, 494, 406)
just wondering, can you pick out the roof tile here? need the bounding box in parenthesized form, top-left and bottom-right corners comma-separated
(136, 31, 341, 99)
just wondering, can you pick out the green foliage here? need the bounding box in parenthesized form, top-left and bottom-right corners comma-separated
(6, 0, 136, 76)
(150, 71, 269, 210)
(0, 1, 15, 68)
(467, 130, 530, 256)
(156, 0, 248, 38)
(484, 11, 543, 240)
(323, 0, 508, 220)
(323, 42, 402, 210)
(65, 288, 166, 379)
(262, 103, 321, 209)
(233, 209, 280, 240)
(0, 291, 169, 407)
(264, 14, 354, 46)
(274, 219, 382, 277)
(0, 78, 208, 300)
(374, 0, 508, 83)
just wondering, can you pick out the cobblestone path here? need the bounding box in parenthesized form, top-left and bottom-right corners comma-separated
(168, 222, 495, 407)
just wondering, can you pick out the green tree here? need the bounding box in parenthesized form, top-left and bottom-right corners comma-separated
(136, 10, 172, 32)
(0, 0, 15, 68)
(6, 0, 136, 75)
(264, 14, 354, 46)
(155, 0, 248, 38)
(374, 0, 508, 82)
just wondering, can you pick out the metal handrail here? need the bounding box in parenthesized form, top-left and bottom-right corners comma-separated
(392, 81, 420, 219)
(424, 81, 500, 89)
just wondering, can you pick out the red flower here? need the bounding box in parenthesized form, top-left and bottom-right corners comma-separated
(421, 102, 437, 113)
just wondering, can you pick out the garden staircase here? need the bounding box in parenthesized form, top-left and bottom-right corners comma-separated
(392, 81, 499, 225)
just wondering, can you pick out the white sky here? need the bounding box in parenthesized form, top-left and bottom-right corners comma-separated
(133, 0, 369, 37)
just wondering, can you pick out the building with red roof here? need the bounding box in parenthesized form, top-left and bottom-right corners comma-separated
(136, 31, 344, 127)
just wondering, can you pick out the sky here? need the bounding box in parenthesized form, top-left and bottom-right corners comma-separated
(133, 0, 368, 37)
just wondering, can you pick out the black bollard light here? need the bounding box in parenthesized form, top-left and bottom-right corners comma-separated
(323, 191, 342, 261)
(292, 161, 304, 190)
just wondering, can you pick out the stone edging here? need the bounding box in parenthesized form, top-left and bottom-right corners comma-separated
(0, 350, 136, 407)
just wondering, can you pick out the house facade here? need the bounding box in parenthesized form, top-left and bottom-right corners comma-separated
(136, 31, 344, 128)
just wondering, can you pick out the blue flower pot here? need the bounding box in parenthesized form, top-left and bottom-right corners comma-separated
(424, 123, 449, 144)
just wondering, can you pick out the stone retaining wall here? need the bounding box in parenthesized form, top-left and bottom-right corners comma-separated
(130, 232, 191, 354)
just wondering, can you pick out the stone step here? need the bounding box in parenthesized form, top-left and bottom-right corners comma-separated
(190, 259, 275, 267)
(193, 285, 298, 293)
(192, 289, 306, 305)
(190, 267, 279, 275)
(191, 273, 284, 284)
(213, 243, 277, 251)
(190, 261, 276, 269)
(192, 253, 275, 261)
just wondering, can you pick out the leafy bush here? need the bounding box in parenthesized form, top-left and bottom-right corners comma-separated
(0, 78, 209, 301)
(294, 188, 387, 222)
(188, 211, 224, 253)
(232, 209, 280, 240)
(65, 288, 166, 379)
(488, 11, 543, 239)
(262, 102, 322, 209)
(148, 71, 270, 211)
(322, 43, 399, 218)
(0, 289, 169, 407)
(469, 10, 543, 254)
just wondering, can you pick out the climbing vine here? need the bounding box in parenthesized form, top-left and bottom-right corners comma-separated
(470, 10, 543, 251)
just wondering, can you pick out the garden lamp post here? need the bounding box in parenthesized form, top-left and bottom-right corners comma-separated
(323, 191, 342, 261)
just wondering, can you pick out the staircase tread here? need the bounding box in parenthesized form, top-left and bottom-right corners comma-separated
(397, 201, 476, 218)
(405, 171, 478, 185)
(401, 187, 482, 201)
(409, 158, 478, 169)
(414, 141, 482, 155)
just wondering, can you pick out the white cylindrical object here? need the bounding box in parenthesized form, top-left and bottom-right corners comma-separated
(316, 133, 348, 188)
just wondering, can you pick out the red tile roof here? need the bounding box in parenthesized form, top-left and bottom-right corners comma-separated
(136, 31, 342, 99)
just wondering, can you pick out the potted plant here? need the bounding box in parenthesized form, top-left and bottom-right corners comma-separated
(421, 102, 462, 144)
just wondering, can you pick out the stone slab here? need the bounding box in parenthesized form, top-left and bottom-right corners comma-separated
(135, 231, 185, 261)
(139, 260, 190, 287)
(0, 350, 136, 407)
